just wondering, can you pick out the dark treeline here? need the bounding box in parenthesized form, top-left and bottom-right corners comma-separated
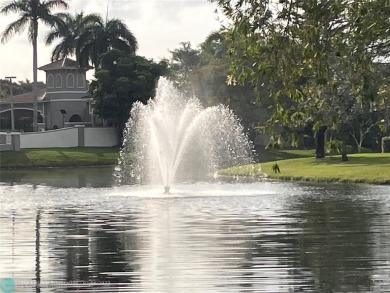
(0, 79, 45, 99)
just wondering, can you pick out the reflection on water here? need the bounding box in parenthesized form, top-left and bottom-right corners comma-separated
(0, 179, 390, 292)
(0, 167, 115, 188)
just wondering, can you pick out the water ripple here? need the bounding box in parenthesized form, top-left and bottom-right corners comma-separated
(0, 182, 390, 292)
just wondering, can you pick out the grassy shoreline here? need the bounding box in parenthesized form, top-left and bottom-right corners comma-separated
(220, 151, 390, 185)
(0, 147, 119, 169)
(2, 147, 390, 185)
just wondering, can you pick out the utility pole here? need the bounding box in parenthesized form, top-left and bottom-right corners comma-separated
(5, 76, 16, 131)
(106, 0, 110, 24)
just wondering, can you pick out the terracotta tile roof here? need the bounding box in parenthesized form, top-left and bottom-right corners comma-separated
(38, 58, 93, 71)
(0, 88, 46, 104)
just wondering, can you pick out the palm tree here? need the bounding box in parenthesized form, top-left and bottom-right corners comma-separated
(1, 0, 68, 131)
(46, 11, 101, 62)
(76, 16, 138, 68)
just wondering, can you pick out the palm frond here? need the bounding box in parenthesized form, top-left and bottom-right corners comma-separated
(40, 13, 66, 28)
(51, 43, 63, 61)
(1, 15, 29, 43)
(111, 38, 131, 53)
(107, 19, 138, 52)
(27, 21, 36, 42)
(55, 12, 69, 21)
(0, 1, 28, 15)
(45, 30, 62, 44)
(44, 0, 69, 10)
(82, 13, 103, 26)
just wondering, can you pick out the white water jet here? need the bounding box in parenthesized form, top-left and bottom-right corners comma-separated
(117, 78, 254, 192)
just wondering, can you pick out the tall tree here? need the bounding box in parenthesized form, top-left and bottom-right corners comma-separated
(200, 31, 228, 61)
(90, 49, 167, 135)
(45, 11, 101, 62)
(76, 16, 138, 68)
(211, 0, 390, 157)
(168, 32, 272, 147)
(1, 0, 68, 131)
(168, 42, 201, 93)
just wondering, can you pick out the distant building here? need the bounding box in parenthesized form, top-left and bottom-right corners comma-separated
(0, 58, 100, 131)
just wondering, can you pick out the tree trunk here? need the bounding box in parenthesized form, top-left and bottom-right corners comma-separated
(358, 129, 364, 153)
(315, 126, 327, 158)
(341, 141, 348, 161)
(32, 21, 38, 132)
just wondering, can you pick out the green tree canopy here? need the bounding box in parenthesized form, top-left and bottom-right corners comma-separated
(0, 79, 45, 99)
(211, 0, 390, 154)
(168, 42, 201, 92)
(90, 49, 167, 134)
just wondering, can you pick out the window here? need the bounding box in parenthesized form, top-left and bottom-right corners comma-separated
(69, 114, 82, 122)
(77, 74, 85, 88)
(47, 74, 54, 88)
(88, 101, 94, 114)
(66, 73, 74, 88)
(55, 74, 62, 88)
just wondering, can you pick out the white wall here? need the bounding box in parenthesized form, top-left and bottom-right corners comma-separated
(21, 127, 78, 148)
(85, 127, 118, 147)
(18, 127, 118, 149)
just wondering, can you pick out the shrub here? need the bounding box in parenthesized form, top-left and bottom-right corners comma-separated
(326, 139, 342, 155)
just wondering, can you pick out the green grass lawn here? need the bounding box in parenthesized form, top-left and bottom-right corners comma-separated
(0, 147, 119, 168)
(221, 152, 390, 184)
(2, 147, 389, 184)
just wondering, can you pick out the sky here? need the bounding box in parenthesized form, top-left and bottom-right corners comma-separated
(0, 0, 223, 82)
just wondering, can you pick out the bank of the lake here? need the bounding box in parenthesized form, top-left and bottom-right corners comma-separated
(2, 148, 389, 185)
(220, 153, 390, 185)
(0, 147, 119, 169)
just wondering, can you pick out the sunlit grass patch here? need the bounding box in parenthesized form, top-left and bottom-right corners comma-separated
(220, 153, 390, 184)
(0, 147, 119, 168)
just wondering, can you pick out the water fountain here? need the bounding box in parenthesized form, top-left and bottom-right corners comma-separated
(2, 79, 389, 293)
(117, 78, 254, 192)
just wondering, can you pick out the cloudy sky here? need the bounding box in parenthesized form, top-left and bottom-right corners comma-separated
(0, 0, 222, 82)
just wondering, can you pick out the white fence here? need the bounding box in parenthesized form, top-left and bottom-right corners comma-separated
(21, 127, 79, 148)
(0, 126, 119, 151)
(85, 127, 119, 147)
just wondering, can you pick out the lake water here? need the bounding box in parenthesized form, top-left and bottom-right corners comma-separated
(1, 168, 390, 292)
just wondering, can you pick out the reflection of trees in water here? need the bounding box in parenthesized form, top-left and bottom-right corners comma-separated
(35, 210, 41, 293)
(238, 195, 377, 292)
(290, 196, 375, 292)
(89, 222, 136, 284)
(64, 212, 89, 282)
(36, 187, 384, 291)
(47, 210, 138, 287)
(237, 216, 318, 291)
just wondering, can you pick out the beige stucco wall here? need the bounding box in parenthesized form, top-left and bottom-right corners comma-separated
(46, 100, 90, 129)
(46, 69, 88, 94)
